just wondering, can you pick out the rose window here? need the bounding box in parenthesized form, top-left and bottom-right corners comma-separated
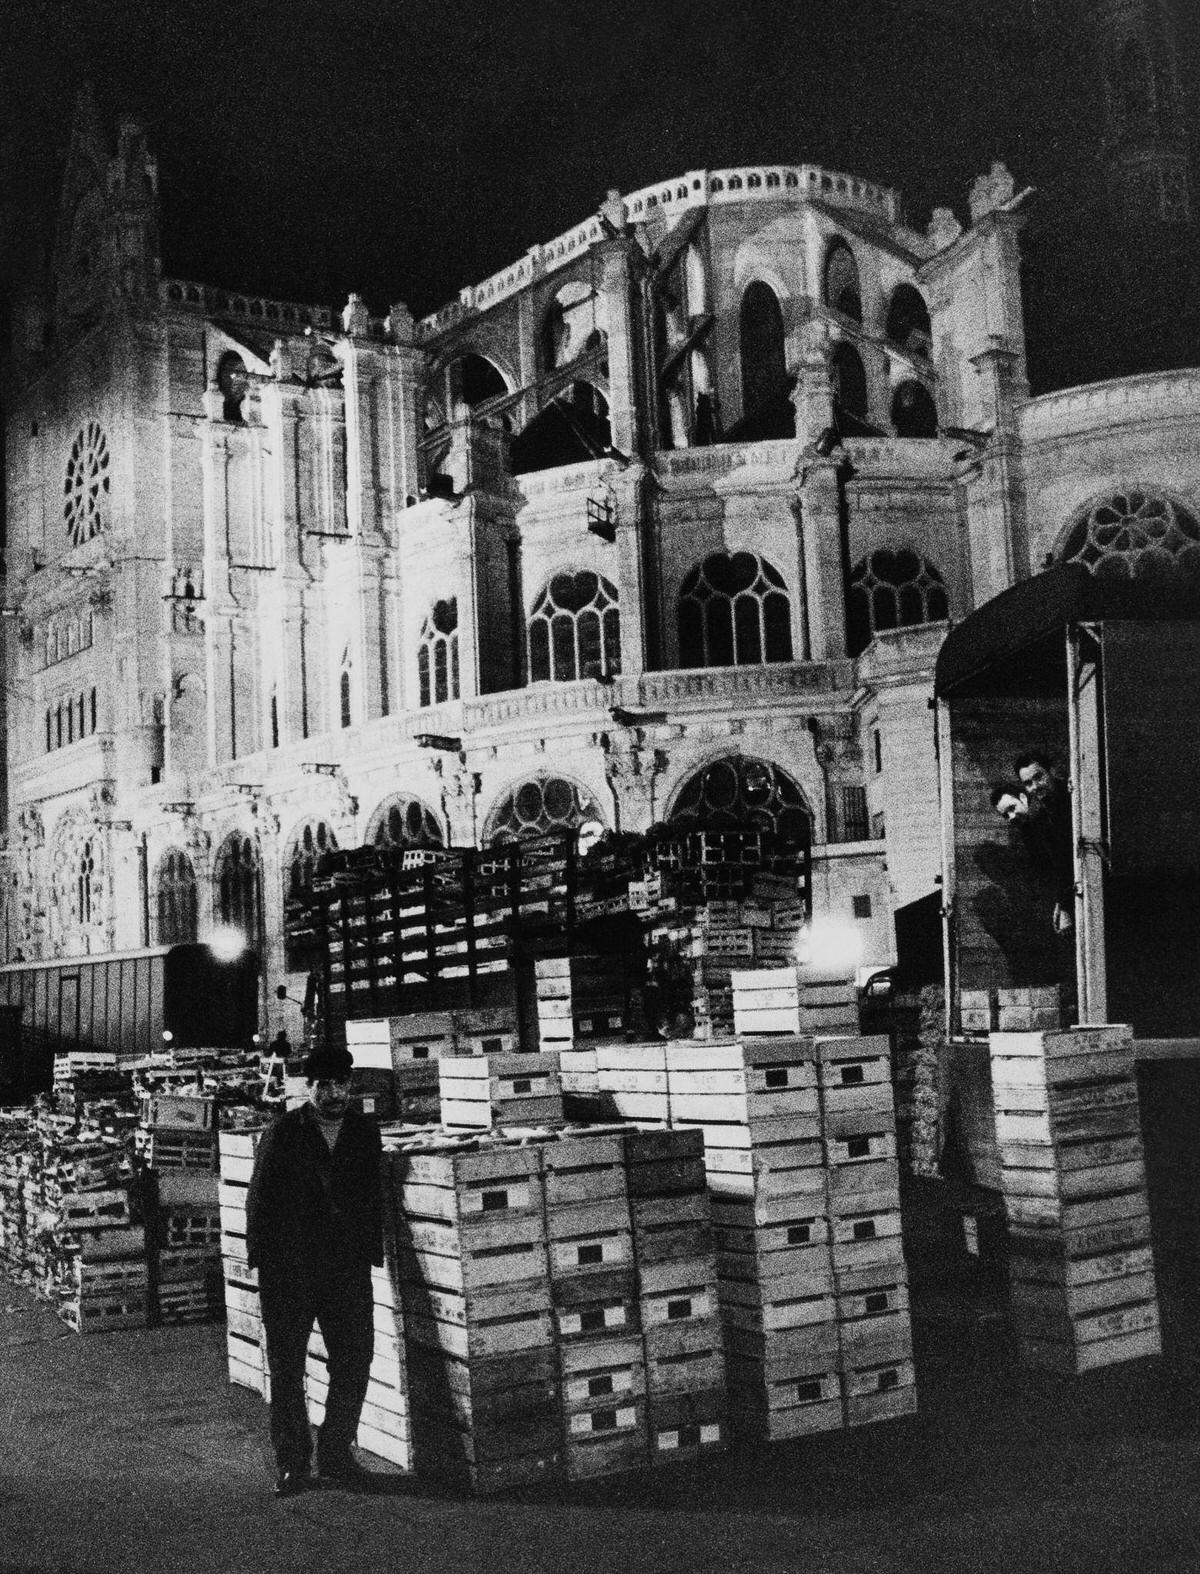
(63, 421, 111, 547)
(1060, 491, 1200, 582)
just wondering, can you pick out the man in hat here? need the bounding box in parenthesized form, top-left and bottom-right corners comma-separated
(245, 1043, 383, 1497)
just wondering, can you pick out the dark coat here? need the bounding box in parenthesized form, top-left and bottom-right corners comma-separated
(245, 1103, 384, 1277)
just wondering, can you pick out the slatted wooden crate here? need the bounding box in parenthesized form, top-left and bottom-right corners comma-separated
(990, 1024, 1160, 1375)
(438, 1054, 564, 1130)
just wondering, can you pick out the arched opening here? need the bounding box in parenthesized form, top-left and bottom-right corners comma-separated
(884, 284, 932, 356)
(824, 239, 863, 322)
(510, 383, 612, 474)
(891, 380, 938, 438)
(284, 820, 338, 968)
(217, 353, 249, 423)
(678, 553, 792, 668)
(831, 341, 869, 423)
(539, 278, 606, 373)
(213, 832, 260, 944)
(738, 281, 791, 435)
(847, 548, 950, 657)
(155, 849, 198, 945)
(529, 571, 621, 682)
(449, 353, 509, 412)
(669, 756, 811, 841)
(368, 795, 445, 851)
(486, 775, 604, 844)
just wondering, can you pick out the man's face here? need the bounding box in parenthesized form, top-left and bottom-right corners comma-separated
(309, 1076, 352, 1118)
(1018, 761, 1052, 806)
(995, 791, 1030, 824)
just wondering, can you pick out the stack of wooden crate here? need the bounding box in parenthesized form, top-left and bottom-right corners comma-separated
(798, 968, 860, 1034)
(989, 1023, 1160, 1373)
(390, 1141, 559, 1492)
(625, 1127, 727, 1467)
(141, 1093, 222, 1324)
(218, 1124, 412, 1467)
(544, 1131, 648, 1479)
(534, 957, 575, 1055)
(668, 1037, 838, 1440)
(438, 1052, 563, 1130)
(819, 1036, 915, 1425)
(595, 1043, 670, 1124)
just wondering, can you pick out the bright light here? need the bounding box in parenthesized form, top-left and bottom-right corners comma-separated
(161, 1029, 173, 1044)
(206, 925, 247, 963)
(795, 917, 863, 975)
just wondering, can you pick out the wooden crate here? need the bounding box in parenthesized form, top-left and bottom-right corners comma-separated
(647, 1388, 727, 1466)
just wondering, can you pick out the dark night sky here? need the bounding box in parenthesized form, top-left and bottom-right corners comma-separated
(3, 1, 1199, 376)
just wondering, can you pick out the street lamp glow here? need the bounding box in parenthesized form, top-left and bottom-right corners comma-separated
(206, 925, 247, 963)
(795, 917, 863, 974)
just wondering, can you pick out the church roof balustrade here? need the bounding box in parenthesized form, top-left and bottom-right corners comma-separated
(1019, 368, 1200, 443)
(160, 278, 332, 331)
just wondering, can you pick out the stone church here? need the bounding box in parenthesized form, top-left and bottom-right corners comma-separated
(3, 0, 1198, 1032)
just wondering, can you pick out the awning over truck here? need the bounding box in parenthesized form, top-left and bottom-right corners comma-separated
(935, 562, 1200, 698)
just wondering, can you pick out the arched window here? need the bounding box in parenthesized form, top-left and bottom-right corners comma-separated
(214, 832, 260, 942)
(884, 285, 932, 355)
(217, 353, 249, 423)
(284, 819, 338, 968)
(369, 795, 444, 851)
(824, 240, 863, 322)
(418, 598, 460, 707)
(891, 380, 938, 438)
(78, 839, 96, 926)
(339, 661, 352, 729)
(155, 849, 198, 945)
(669, 756, 811, 841)
(678, 553, 793, 668)
(1059, 490, 1200, 585)
(739, 282, 788, 421)
(831, 341, 868, 422)
(848, 548, 950, 657)
(487, 775, 604, 844)
(529, 572, 621, 682)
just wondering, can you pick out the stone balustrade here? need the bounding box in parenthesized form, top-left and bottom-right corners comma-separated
(161, 279, 332, 331)
(417, 162, 902, 340)
(1020, 369, 1200, 442)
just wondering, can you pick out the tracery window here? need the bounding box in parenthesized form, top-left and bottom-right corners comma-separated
(669, 756, 811, 842)
(1059, 490, 1200, 583)
(824, 240, 863, 322)
(678, 553, 792, 668)
(213, 832, 260, 942)
(487, 776, 603, 844)
(155, 849, 198, 945)
(418, 598, 460, 707)
(528, 572, 621, 682)
(369, 795, 445, 851)
(77, 840, 96, 926)
(63, 421, 110, 547)
(848, 548, 949, 657)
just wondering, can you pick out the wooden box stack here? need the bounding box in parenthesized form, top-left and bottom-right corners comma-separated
(218, 1128, 268, 1395)
(669, 1037, 839, 1441)
(438, 1053, 563, 1130)
(143, 1094, 222, 1323)
(818, 1036, 915, 1426)
(40, 1133, 145, 1334)
(624, 1127, 727, 1468)
(304, 1263, 411, 1468)
(989, 1023, 1160, 1373)
(544, 1132, 648, 1479)
(595, 1044, 671, 1125)
(389, 1142, 560, 1493)
(731, 969, 801, 1038)
(798, 969, 860, 1034)
(534, 958, 574, 1054)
